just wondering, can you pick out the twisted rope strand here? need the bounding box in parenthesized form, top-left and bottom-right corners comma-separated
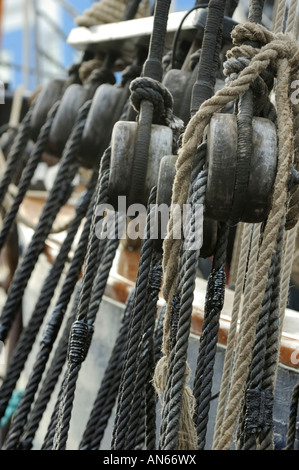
(0, 108, 33, 206)
(52, 212, 123, 450)
(0, 101, 92, 343)
(215, 57, 294, 450)
(0, 173, 96, 423)
(112, 188, 157, 450)
(212, 223, 253, 448)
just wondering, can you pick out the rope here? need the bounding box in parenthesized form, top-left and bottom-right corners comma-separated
(285, 381, 299, 449)
(123, 252, 162, 450)
(52, 210, 124, 450)
(111, 187, 160, 450)
(157, 165, 208, 451)
(285, 0, 298, 35)
(0, 103, 59, 255)
(154, 20, 298, 450)
(79, 288, 136, 450)
(193, 222, 229, 450)
(237, 216, 284, 450)
(0, 173, 96, 424)
(0, 101, 92, 345)
(214, 31, 297, 449)
(0, 108, 33, 207)
(212, 223, 255, 448)
(273, 0, 287, 34)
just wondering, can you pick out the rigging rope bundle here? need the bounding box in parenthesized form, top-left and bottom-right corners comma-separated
(75, 0, 151, 28)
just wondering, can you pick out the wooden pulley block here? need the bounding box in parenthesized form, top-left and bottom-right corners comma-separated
(162, 69, 195, 126)
(78, 83, 129, 169)
(108, 121, 173, 208)
(48, 84, 89, 157)
(205, 113, 277, 224)
(30, 79, 66, 141)
(155, 154, 217, 256)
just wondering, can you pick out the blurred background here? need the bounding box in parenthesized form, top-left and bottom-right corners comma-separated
(0, 0, 195, 93)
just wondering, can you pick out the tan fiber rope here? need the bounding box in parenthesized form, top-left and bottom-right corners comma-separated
(75, 0, 150, 28)
(273, 0, 287, 34)
(213, 222, 261, 448)
(228, 222, 244, 287)
(153, 21, 299, 450)
(212, 223, 252, 447)
(78, 58, 104, 84)
(285, 0, 298, 35)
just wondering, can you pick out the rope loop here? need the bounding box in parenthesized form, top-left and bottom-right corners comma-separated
(129, 76, 174, 125)
(68, 320, 94, 364)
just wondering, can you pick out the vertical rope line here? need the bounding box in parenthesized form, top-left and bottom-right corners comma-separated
(0, 108, 33, 206)
(123, 252, 162, 450)
(285, 0, 298, 35)
(79, 289, 136, 450)
(0, 103, 60, 254)
(155, 143, 207, 447)
(285, 381, 299, 449)
(0, 173, 97, 423)
(273, 0, 287, 33)
(193, 222, 229, 450)
(212, 222, 253, 448)
(52, 210, 123, 450)
(228, 222, 244, 287)
(215, 58, 293, 450)
(112, 188, 157, 450)
(0, 101, 92, 344)
(158, 170, 207, 451)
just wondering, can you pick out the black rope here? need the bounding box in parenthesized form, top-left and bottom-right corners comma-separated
(52, 211, 124, 450)
(285, 381, 299, 450)
(0, 172, 97, 423)
(159, 168, 208, 450)
(1, 150, 110, 450)
(111, 187, 159, 450)
(0, 103, 60, 254)
(190, 0, 226, 116)
(79, 288, 136, 450)
(238, 216, 285, 450)
(0, 101, 92, 344)
(128, 0, 172, 206)
(124, 252, 162, 449)
(193, 222, 229, 450)
(0, 108, 33, 207)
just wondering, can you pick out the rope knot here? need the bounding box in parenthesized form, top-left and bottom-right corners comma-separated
(68, 320, 94, 364)
(129, 76, 174, 125)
